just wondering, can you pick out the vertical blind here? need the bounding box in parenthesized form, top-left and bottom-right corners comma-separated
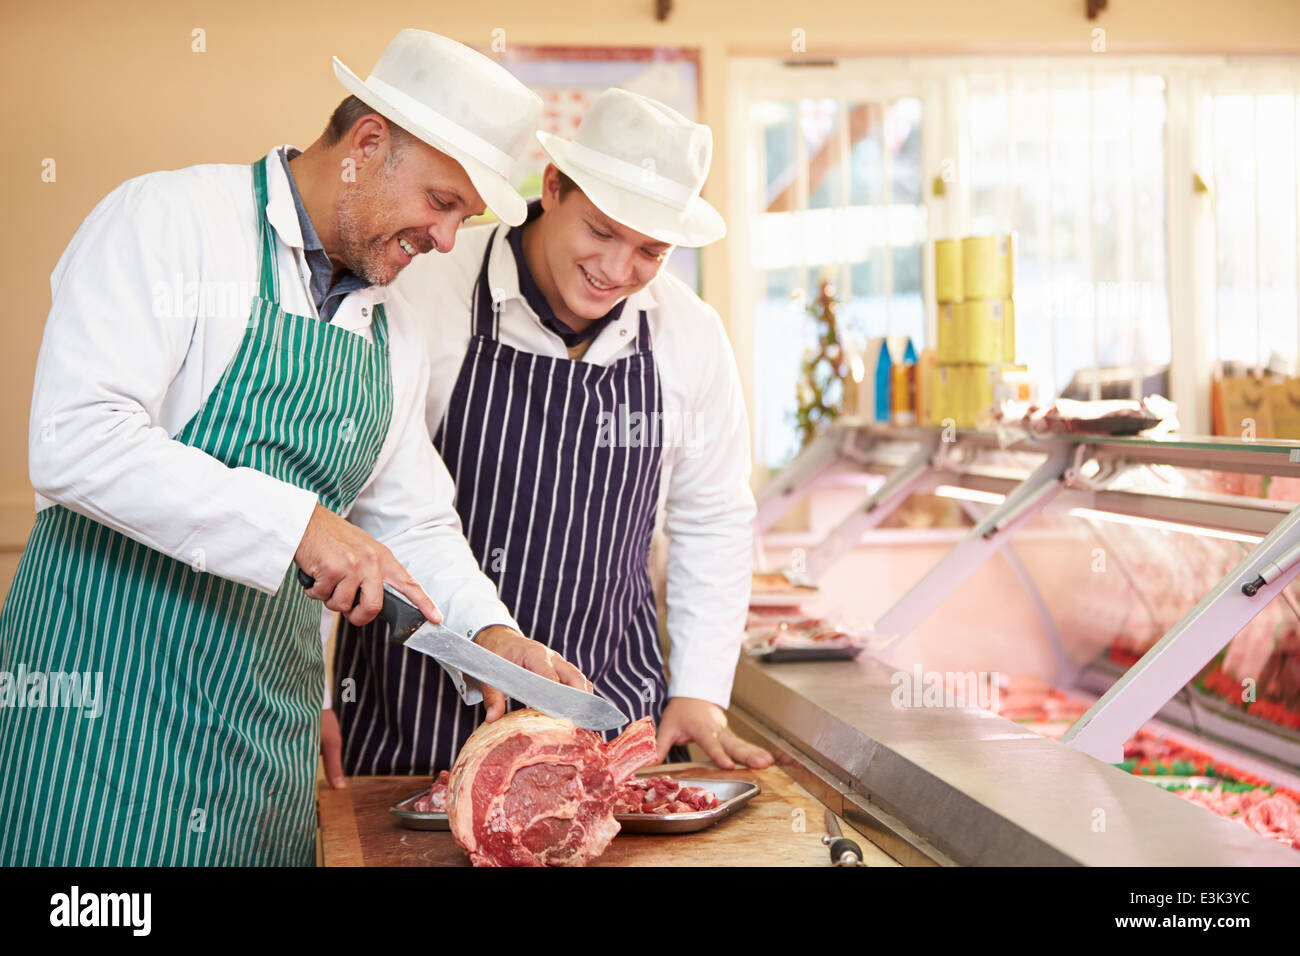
(1203, 77, 1300, 371)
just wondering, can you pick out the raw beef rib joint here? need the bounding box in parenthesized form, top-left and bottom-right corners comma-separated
(446, 709, 658, 867)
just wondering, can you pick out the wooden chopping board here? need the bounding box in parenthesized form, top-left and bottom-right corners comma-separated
(318, 763, 896, 867)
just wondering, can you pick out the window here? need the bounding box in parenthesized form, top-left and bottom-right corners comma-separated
(1199, 72, 1300, 370)
(732, 56, 1300, 466)
(739, 65, 927, 467)
(964, 69, 1170, 397)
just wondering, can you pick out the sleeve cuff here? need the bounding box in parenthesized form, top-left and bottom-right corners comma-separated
(445, 620, 523, 706)
(666, 671, 736, 712)
(444, 666, 484, 706)
(236, 476, 318, 594)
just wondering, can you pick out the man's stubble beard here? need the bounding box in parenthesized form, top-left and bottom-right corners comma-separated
(335, 154, 403, 286)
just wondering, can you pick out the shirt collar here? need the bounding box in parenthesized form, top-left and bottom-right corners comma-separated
(279, 146, 325, 254)
(258, 146, 387, 304)
(262, 146, 306, 253)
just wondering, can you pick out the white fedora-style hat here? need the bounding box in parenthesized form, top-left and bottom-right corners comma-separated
(333, 30, 542, 226)
(536, 88, 726, 248)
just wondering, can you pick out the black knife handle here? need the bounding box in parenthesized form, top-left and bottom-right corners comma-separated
(828, 835, 863, 867)
(296, 569, 426, 644)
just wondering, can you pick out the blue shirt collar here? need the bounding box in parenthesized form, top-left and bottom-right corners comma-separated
(278, 147, 368, 322)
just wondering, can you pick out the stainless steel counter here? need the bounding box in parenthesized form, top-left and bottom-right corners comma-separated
(727, 654, 1300, 866)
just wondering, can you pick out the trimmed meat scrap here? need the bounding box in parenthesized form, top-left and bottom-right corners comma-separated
(612, 776, 722, 815)
(412, 770, 451, 813)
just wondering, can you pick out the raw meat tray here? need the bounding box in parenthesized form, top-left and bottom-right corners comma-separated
(1042, 415, 1160, 436)
(615, 778, 761, 833)
(389, 777, 761, 835)
(390, 789, 452, 831)
(758, 646, 864, 663)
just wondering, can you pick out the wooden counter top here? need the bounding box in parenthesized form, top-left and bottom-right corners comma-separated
(317, 763, 897, 867)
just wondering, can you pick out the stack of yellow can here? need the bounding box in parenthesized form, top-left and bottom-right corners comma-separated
(930, 234, 1018, 428)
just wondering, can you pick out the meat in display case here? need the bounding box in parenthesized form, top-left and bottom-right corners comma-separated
(742, 422, 1300, 863)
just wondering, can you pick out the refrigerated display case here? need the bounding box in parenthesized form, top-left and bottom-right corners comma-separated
(730, 421, 1300, 864)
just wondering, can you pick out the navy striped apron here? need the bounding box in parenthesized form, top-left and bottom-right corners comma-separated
(337, 228, 687, 774)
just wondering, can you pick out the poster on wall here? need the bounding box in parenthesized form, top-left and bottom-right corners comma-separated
(494, 45, 702, 292)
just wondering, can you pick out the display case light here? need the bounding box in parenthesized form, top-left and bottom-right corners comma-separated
(933, 484, 1007, 505)
(1066, 506, 1264, 544)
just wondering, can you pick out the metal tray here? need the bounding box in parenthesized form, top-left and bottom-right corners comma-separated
(388, 777, 761, 835)
(390, 789, 450, 830)
(614, 778, 761, 834)
(758, 646, 863, 663)
(1044, 416, 1160, 436)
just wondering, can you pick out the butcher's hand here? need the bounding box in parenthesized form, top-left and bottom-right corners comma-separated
(295, 503, 442, 628)
(471, 625, 592, 722)
(320, 707, 346, 789)
(654, 697, 774, 770)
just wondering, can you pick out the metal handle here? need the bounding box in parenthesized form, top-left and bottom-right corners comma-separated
(821, 822, 864, 867)
(1241, 537, 1300, 597)
(296, 568, 427, 643)
(827, 836, 863, 867)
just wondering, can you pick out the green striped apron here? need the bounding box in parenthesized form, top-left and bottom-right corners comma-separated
(0, 156, 393, 866)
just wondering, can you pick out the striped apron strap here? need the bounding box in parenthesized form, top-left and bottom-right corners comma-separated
(471, 226, 502, 340)
(251, 158, 279, 303)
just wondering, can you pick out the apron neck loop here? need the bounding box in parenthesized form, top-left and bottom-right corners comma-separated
(472, 226, 502, 341)
(370, 302, 390, 350)
(634, 310, 652, 356)
(251, 157, 280, 303)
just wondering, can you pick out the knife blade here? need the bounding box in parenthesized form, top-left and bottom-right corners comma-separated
(822, 808, 864, 866)
(298, 570, 629, 731)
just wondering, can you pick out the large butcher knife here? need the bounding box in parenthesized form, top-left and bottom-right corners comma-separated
(299, 569, 628, 731)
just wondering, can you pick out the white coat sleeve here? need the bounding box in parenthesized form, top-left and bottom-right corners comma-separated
(343, 367, 520, 706)
(661, 308, 756, 709)
(27, 177, 319, 593)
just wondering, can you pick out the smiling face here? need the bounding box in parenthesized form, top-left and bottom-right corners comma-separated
(533, 164, 672, 324)
(334, 117, 485, 286)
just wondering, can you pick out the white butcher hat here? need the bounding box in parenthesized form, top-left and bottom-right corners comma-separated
(536, 88, 726, 248)
(333, 29, 542, 226)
